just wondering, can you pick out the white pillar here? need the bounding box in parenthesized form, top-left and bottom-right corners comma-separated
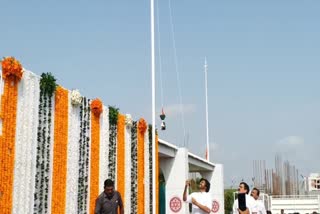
(202, 164, 225, 214)
(160, 148, 189, 213)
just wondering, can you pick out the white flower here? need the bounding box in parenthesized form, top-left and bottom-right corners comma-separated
(70, 89, 82, 106)
(125, 114, 133, 127)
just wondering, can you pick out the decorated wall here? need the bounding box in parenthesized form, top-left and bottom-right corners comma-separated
(0, 57, 159, 214)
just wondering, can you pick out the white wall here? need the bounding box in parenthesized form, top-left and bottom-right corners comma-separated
(160, 148, 189, 213)
(159, 148, 225, 214)
(270, 195, 320, 214)
(202, 164, 225, 214)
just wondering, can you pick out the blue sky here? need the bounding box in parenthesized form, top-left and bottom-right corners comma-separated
(1, 0, 320, 186)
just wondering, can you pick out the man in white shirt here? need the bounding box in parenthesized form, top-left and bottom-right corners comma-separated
(183, 178, 212, 214)
(250, 188, 267, 214)
(233, 182, 255, 214)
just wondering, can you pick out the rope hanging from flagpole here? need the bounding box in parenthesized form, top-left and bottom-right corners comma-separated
(156, 0, 167, 131)
(168, 0, 186, 144)
(156, 0, 164, 110)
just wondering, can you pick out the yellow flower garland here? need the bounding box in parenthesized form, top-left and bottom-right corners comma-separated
(117, 114, 125, 210)
(51, 86, 69, 213)
(137, 118, 147, 214)
(89, 102, 101, 213)
(0, 75, 19, 213)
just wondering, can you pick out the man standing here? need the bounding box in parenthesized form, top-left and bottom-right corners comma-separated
(183, 178, 212, 214)
(233, 182, 255, 214)
(95, 179, 124, 214)
(250, 187, 267, 214)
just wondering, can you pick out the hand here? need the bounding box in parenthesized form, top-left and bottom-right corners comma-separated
(185, 180, 190, 187)
(238, 208, 249, 214)
(191, 197, 198, 206)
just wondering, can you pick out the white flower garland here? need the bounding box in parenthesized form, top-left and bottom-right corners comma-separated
(13, 70, 27, 214)
(148, 127, 153, 214)
(13, 71, 40, 214)
(108, 110, 117, 182)
(66, 91, 80, 214)
(148, 126, 155, 213)
(47, 95, 55, 214)
(33, 92, 43, 212)
(86, 99, 92, 214)
(77, 97, 91, 214)
(99, 106, 109, 191)
(30, 73, 41, 213)
(144, 127, 150, 214)
(125, 114, 133, 127)
(130, 121, 138, 214)
(2, 70, 158, 213)
(70, 89, 82, 106)
(34, 82, 55, 214)
(125, 122, 132, 214)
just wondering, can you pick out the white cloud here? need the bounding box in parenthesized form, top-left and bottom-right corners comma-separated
(277, 136, 304, 146)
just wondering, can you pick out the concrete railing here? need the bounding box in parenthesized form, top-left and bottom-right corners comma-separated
(270, 195, 320, 214)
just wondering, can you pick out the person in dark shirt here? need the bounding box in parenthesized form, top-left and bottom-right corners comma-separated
(95, 179, 124, 214)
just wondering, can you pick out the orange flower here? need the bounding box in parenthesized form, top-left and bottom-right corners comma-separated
(1, 57, 23, 80)
(0, 75, 19, 212)
(138, 118, 147, 134)
(117, 114, 126, 210)
(90, 104, 101, 213)
(90, 98, 103, 117)
(51, 86, 69, 213)
(137, 118, 146, 214)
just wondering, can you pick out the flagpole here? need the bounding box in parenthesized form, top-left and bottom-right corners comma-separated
(204, 57, 210, 161)
(151, 0, 156, 213)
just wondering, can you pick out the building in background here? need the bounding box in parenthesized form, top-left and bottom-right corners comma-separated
(308, 173, 320, 194)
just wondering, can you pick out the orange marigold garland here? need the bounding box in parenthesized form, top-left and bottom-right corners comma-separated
(117, 114, 126, 211)
(137, 118, 147, 214)
(51, 86, 69, 213)
(89, 98, 102, 213)
(1, 57, 23, 80)
(0, 70, 21, 212)
(90, 98, 103, 117)
(138, 118, 147, 134)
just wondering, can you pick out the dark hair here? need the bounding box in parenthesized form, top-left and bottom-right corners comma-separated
(104, 179, 114, 188)
(252, 187, 260, 196)
(200, 178, 210, 192)
(240, 182, 250, 194)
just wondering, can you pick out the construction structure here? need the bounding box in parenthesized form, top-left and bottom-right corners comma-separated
(251, 156, 320, 214)
(253, 155, 300, 196)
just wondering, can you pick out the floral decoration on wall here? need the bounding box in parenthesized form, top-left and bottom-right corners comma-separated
(70, 89, 82, 106)
(1, 56, 23, 80)
(91, 98, 103, 117)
